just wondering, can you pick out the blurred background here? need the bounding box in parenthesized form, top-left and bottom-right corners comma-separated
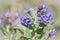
(0, 0, 60, 40)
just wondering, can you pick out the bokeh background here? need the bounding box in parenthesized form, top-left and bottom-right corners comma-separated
(0, 0, 60, 40)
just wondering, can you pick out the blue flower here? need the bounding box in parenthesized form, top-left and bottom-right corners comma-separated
(20, 16, 32, 26)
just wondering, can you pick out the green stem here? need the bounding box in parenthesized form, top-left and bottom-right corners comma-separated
(6, 25, 10, 33)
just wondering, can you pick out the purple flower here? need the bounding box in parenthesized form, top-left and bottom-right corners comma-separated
(49, 19, 54, 25)
(43, 8, 54, 25)
(20, 16, 32, 26)
(38, 11, 54, 25)
(44, 8, 53, 17)
(4, 11, 10, 19)
(10, 20, 17, 26)
(49, 29, 56, 37)
(24, 8, 34, 14)
(37, 5, 44, 10)
(24, 8, 30, 14)
(41, 15, 46, 18)
(37, 5, 46, 17)
(38, 17, 45, 24)
(42, 4, 46, 9)
(15, 12, 20, 19)
(27, 22, 32, 26)
(38, 15, 49, 24)
(45, 9, 53, 19)
(0, 20, 6, 27)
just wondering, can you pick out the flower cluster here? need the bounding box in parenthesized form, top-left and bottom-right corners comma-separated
(0, 4, 55, 40)
(0, 11, 21, 27)
(23, 5, 54, 25)
(37, 5, 54, 25)
(23, 5, 55, 38)
(0, 5, 55, 29)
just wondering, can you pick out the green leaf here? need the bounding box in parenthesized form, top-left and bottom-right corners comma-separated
(24, 28, 32, 38)
(13, 31, 21, 40)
